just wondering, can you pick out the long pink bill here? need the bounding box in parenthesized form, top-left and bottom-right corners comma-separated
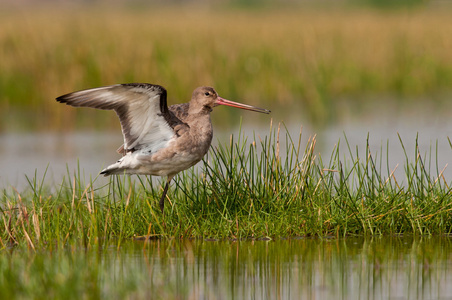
(215, 97, 271, 114)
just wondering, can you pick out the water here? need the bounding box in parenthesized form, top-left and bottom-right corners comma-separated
(1, 96, 452, 194)
(94, 237, 452, 299)
(2, 116, 452, 190)
(2, 237, 451, 299)
(0, 131, 121, 189)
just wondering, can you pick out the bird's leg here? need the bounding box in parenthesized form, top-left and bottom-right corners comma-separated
(159, 176, 173, 213)
(159, 183, 169, 213)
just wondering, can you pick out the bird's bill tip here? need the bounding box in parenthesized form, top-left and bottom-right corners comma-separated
(215, 97, 271, 114)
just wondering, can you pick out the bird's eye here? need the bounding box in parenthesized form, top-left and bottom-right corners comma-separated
(204, 92, 210, 96)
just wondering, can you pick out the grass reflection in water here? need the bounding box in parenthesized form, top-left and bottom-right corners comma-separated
(0, 236, 451, 299)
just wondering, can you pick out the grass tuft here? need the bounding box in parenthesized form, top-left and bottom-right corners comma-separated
(1, 124, 451, 249)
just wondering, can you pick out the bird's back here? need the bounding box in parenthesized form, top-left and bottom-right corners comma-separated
(169, 103, 190, 123)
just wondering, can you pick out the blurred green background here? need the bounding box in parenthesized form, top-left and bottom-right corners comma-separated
(0, 0, 451, 132)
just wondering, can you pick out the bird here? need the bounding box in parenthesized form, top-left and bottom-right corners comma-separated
(56, 83, 270, 212)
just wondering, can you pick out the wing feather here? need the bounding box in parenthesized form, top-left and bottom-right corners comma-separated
(56, 83, 176, 153)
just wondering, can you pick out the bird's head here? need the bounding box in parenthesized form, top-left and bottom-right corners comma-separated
(191, 86, 271, 114)
(191, 87, 218, 112)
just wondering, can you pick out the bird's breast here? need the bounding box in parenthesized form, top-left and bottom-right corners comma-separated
(133, 125, 213, 177)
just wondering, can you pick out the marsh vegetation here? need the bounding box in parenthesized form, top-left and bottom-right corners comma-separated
(2, 125, 451, 249)
(1, 4, 452, 131)
(1, 2, 452, 298)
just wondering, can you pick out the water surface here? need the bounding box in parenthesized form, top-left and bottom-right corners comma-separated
(2, 236, 451, 299)
(116, 237, 452, 299)
(2, 97, 452, 189)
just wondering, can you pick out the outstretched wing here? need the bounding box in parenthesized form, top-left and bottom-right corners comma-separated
(56, 83, 176, 154)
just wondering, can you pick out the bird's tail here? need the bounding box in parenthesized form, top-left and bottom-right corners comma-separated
(100, 155, 141, 176)
(100, 161, 126, 176)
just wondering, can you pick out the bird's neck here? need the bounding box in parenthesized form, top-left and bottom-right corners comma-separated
(187, 102, 212, 116)
(184, 111, 213, 152)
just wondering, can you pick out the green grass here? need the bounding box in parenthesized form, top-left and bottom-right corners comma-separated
(1, 124, 451, 250)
